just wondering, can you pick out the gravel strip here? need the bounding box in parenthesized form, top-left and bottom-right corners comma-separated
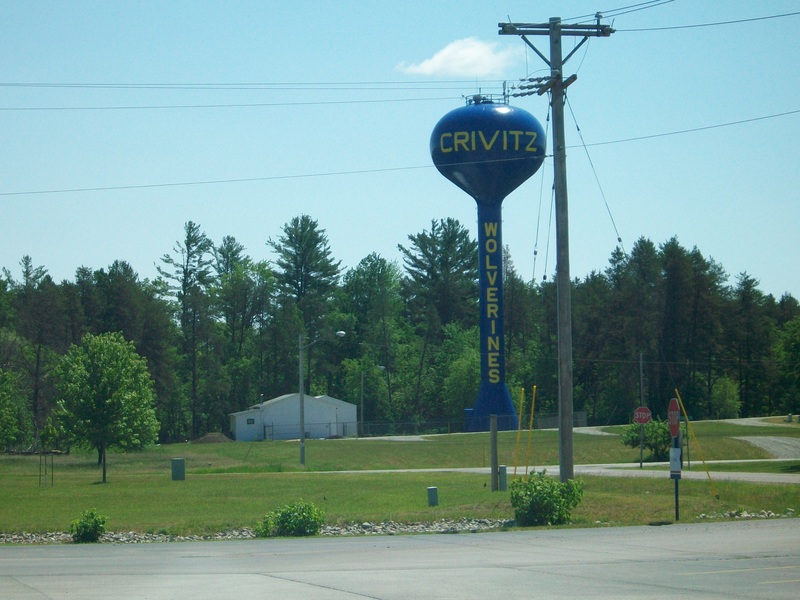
(0, 518, 514, 545)
(5, 513, 797, 545)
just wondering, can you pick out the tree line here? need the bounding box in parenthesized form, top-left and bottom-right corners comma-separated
(1, 215, 799, 449)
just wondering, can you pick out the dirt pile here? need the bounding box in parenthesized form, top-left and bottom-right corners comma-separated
(192, 432, 232, 444)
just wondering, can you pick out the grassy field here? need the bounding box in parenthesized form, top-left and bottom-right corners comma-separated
(1, 420, 798, 535)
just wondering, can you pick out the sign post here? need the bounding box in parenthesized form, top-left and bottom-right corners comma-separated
(633, 406, 651, 469)
(667, 398, 681, 520)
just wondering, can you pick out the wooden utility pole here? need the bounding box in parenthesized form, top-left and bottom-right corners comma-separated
(500, 15, 614, 482)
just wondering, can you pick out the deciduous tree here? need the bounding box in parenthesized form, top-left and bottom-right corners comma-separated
(56, 332, 158, 482)
(776, 316, 800, 415)
(0, 369, 23, 450)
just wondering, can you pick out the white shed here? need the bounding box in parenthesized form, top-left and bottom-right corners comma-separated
(228, 393, 357, 442)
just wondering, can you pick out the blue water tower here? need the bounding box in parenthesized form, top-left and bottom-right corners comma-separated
(431, 97, 546, 431)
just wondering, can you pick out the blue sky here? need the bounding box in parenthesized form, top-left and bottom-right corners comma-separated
(2, 1, 799, 299)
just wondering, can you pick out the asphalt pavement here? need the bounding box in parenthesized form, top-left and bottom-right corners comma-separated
(2, 519, 798, 599)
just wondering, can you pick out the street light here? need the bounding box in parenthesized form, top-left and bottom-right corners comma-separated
(360, 365, 385, 437)
(299, 330, 345, 465)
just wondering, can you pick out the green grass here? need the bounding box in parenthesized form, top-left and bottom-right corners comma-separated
(572, 476, 798, 525)
(0, 470, 513, 535)
(1, 422, 798, 536)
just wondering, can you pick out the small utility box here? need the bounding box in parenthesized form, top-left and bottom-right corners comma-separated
(171, 458, 185, 481)
(499, 465, 507, 491)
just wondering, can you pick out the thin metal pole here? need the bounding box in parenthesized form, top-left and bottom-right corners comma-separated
(639, 352, 645, 469)
(299, 333, 305, 466)
(639, 351, 644, 406)
(550, 17, 574, 482)
(639, 424, 644, 469)
(360, 370, 365, 438)
(673, 435, 681, 521)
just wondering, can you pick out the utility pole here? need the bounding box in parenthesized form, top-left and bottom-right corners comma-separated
(500, 15, 614, 482)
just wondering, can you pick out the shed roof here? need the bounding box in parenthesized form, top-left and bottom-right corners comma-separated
(230, 393, 351, 416)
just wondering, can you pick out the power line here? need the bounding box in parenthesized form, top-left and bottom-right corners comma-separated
(0, 80, 503, 90)
(0, 165, 433, 197)
(2, 108, 798, 198)
(0, 96, 460, 112)
(579, 108, 800, 147)
(568, 0, 674, 22)
(599, 0, 674, 19)
(531, 105, 553, 284)
(565, 95, 625, 254)
(618, 10, 800, 32)
(0, 80, 500, 111)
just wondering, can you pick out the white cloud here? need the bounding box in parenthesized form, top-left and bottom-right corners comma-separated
(397, 37, 522, 77)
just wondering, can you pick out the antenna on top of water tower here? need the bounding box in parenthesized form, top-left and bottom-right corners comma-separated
(499, 14, 614, 482)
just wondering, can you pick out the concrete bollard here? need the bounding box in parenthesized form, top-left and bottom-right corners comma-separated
(171, 458, 185, 481)
(427, 486, 439, 507)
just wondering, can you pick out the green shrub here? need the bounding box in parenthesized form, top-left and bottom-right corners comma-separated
(70, 508, 109, 543)
(510, 471, 584, 527)
(255, 499, 325, 537)
(254, 513, 275, 538)
(620, 418, 671, 461)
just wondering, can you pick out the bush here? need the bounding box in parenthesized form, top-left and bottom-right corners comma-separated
(70, 508, 109, 543)
(255, 500, 325, 537)
(510, 470, 584, 527)
(620, 418, 671, 461)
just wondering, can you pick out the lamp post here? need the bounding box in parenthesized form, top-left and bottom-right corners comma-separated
(299, 330, 345, 465)
(360, 365, 385, 437)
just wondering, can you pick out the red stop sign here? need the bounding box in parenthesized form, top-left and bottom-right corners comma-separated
(633, 406, 652, 424)
(668, 398, 681, 437)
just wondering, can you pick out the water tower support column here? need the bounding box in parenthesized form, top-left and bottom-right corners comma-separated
(471, 201, 517, 431)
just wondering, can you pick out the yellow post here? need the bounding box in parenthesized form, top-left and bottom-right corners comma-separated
(514, 388, 525, 477)
(524, 385, 537, 474)
(675, 389, 719, 499)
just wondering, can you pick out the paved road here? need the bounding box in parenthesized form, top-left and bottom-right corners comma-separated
(340, 462, 800, 485)
(2, 519, 798, 599)
(575, 461, 800, 484)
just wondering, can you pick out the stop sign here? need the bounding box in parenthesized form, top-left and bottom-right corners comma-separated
(668, 398, 681, 437)
(633, 406, 652, 425)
